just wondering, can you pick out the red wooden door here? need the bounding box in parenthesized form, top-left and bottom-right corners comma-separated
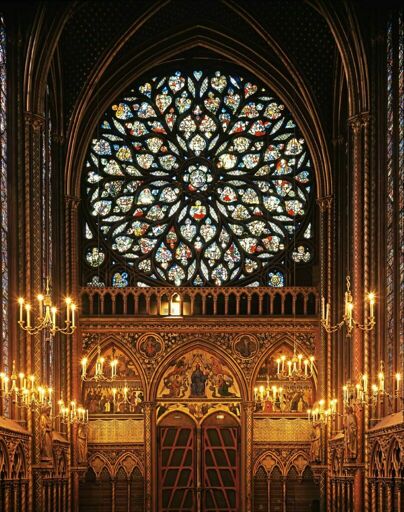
(202, 413, 240, 512)
(158, 411, 240, 512)
(158, 412, 196, 512)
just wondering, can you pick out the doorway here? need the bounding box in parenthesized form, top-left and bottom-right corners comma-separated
(157, 411, 240, 512)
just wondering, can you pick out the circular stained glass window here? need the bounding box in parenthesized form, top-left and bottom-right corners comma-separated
(83, 70, 314, 287)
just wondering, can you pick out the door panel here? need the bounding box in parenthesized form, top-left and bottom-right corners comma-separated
(202, 425, 239, 512)
(159, 425, 195, 512)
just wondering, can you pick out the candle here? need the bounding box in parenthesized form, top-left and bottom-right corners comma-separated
(65, 297, 71, 323)
(368, 292, 375, 318)
(112, 387, 117, 402)
(281, 355, 285, 372)
(25, 304, 31, 328)
(304, 359, 309, 376)
(287, 361, 292, 376)
(81, 358, 88, 378)
(310, 356, 315, 372)
(378, 372, 384, 392)
(298, 354, 303, 370)
(272, 385, 277, 400)
(362, 374, 368, 394)
(71, 304, 76, 328)
(18, 298, 24, 322)
(254, 387, 258, 401)
(18, 372, 24, 389)
(37, 294, 44, 317)
(321, 297, 325, 319)
(51, 307, 57, 330)
(276, 358, 281, 375)
(326, 303, 330, 324)
(395, 373, 401, 393)
(307, 409, 311, 421)
(372, 384, 378, 396)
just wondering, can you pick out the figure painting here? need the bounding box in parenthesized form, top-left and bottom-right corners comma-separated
(158, 350, 240, 400)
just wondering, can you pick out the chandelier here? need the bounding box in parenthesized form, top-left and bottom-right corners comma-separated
(57, 398, 88, 425)
(276, 352, 315, 380)
(254, 383, 283, 403)
(18, 278, 77, 336)
(342, 362, 402, 408)
(307, 398, 338, 424)
(321, 275, 375, 337)
(81, 345, 118, 382)
(0, 361, 53, 410)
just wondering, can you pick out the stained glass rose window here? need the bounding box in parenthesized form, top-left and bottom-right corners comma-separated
(82, 70, 314, 287)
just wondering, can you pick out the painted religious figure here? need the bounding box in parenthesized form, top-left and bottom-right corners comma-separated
(158, 350, 240, 400)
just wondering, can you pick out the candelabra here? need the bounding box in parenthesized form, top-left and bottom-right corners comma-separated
(276, 353, 315, 380)
(254, 382, 284, 403)
(321, 275, 375, 337)
(57, 398, 88, 425)
(0, 361, 53, 410)
(81, 345, 118, 382)
(342, 362, 402, 408)
(307, 398, 338, 424)
(17, 278, 77, 336)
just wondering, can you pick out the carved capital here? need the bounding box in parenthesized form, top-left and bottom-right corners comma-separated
(317, 195, 333, 212)
(65, 195, 81, 209)
(24, 112, 45, 132)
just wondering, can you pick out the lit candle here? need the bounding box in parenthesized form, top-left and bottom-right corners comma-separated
(298, 354, 303, 370)
(254, 387, 258, 401)
(372, 384, 378, 396)
(112, 387, 117, 402)
(362, 374, 368, 394)
(123, 386, 128, 401)
(281, 355, 285, 372)
(395, 373, 401, 393)
(310, 356, 315, 372)
(378, 371, 384, 393)
(81, 358, 88, 378)
(18, 297, 24, 323)
(111, 359, 118, 378)
(71, 304, 76, 328)
(65, 297, 71, 323)
(319, 399, 325, 411)
(25, 304, 31, 328)
(304, 359, 309, 376)
(276, 358, 281, 375)
(287, 361, 292, 376)
(321, 297, 325, 319)
(18, 372, 24, 389)
(368, 292, 375, 318)
(51, 307, 57, 330)
(272, 385, 277, 400)
(307, 409, 311, 421)
(326, 303, 330, 324)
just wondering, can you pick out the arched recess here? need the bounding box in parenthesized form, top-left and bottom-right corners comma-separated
(251, 334, 318, 406)
(150, 339, 248, 403)
(370, 441, 385, 479)
(82, 336, 146, 413)
(66, 26, 331, 201)
(0, 440, 9, 479)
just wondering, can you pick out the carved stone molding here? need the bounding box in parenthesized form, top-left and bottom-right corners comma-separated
(24, 111, 45, 131)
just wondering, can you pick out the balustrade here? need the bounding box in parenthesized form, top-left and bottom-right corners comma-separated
(79, 286, 319, 317)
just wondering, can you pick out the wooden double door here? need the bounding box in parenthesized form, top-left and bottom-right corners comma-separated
(158, 411, 240, 512)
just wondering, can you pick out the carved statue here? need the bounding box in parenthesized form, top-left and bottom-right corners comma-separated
(77, 423, 88, 464)
(344, 406, 358, 459)
(39, 405, 53, 460)
(310, 422, 322, 462)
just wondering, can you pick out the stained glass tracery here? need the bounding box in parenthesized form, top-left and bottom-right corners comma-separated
(83, 71, 314, 287)
(0, 15, 8, 370)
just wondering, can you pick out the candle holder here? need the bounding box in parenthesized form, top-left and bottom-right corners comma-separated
(17, 278, 77, 336)
(276, 352, 315, 381)
(0, 361, 53, 410)
(56, 398, 88, 425)
(342, 362, 403, 408)
(81, 345, 118, 383)
(321, 275, 376, 337)
(307, 398, 338, 425)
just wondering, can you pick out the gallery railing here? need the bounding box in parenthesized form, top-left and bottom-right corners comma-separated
(79, 287, 319, 317)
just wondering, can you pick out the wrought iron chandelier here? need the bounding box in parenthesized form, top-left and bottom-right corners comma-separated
(321, 275, 375, 337)
(57, 398, 88, 425)
(0, 361, 53, 410)
(81, 345, 118, 382)
(17, 278, 77, 336)
(276, 352, 315, 380)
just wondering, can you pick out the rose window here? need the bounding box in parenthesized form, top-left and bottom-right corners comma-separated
(83, 70, 314, 287)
